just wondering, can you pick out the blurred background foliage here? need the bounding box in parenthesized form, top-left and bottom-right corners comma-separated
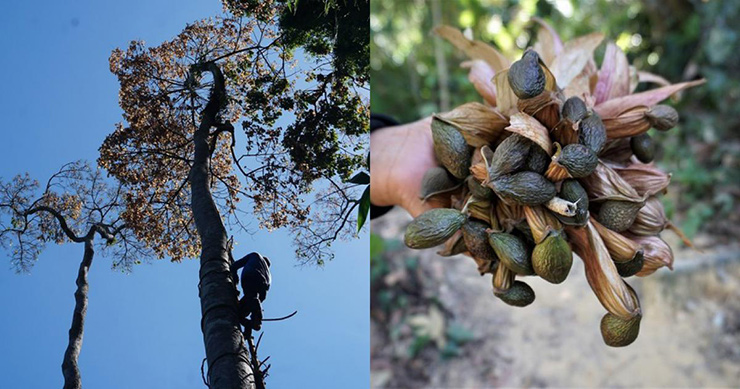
(371, 0, 740, 242)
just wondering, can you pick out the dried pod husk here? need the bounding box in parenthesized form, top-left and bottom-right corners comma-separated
(609, 162, 671, 197)
(431, 117, 472, 179)
(494, 201, 523, 231)
(615, 251, 644, 278)
(505, 113, 553, 155)
(591, 217, 642, 263)
(420, 167, 462, 200)
(646, 104, 679, 131)
(544, 149, 572, 182)
(562, 96, 588, 123)
(463, 220, 498, 274)
(601, 312, 642, 347)
(523, 205, 562, 244)
(492, 261, 515, 291)
(595, 199, 645, 232)
(404, 208, 467, 249)
(580, 162, 641, 201)
(494, 280, 536, 307)
(468, 199, 493, 225)
(532, 229, 573, 284)
(489, 134, 531, 179)
(566, 223, 641, 319)
(602, 105, 651, 139)
(558, 143, 598, 178)
(508, 50, 546, 99)
(466, 176, 494, 200)
(628, 196, 668, 236)
(526, 143, 550, 174)
(436, 102, 510, 147)
(437, 230, 467, 257)
(624, 233, 674, 276)
(491, 172, 556, 206)
(517, 91, 562, 129)
(555, 179, 589, 226)
(630, 133, 655, 163)
(578, 112, 607, 154)
(599, 138, 633, 163)
(488, 232, 534, 275)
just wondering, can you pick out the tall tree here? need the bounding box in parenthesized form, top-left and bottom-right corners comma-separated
(0, 161, 152, 389)
(99, 8, 368, 387)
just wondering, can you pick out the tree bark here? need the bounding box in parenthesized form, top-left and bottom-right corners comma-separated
(61, 239, 94, 389)
(191, 62, 253, 388)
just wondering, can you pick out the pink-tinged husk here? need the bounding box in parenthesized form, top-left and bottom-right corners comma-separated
(628, 197, 694, 247)
(602, 106, 651, 139)
(505, 112, 553, 156)
(623, 233, 674, 276)
(434, 26, 510, 72)
(524, 205, 562, 244)
(594, 42, 630, 104)
(550, 32, 605, 89)
(610, 161, 672, 197)
(628, 196, 668, 235)
(437, 102, 510, 147)
(594, 79, 706, 118)
(461, 60, 497, 107)
(580, 161, 642, 202)
(591, 217, 643, 263)
(567, 222, 641, 319)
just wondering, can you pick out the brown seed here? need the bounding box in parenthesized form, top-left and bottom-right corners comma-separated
(630, 133, 655, 163)
(559, 143, 598, 178)
(507, 50, 546, 99)
(646, 105, 679, 131)
(431, 117, 472, 179)
(600, 312, 641, 347)
(491, 171, 556, 206)
(578, 113, 607, 154)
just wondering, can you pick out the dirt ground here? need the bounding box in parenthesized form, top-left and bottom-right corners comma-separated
(371, 208, 740, 388)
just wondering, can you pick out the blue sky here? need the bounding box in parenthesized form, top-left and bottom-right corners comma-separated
(0, 1, 368, 388)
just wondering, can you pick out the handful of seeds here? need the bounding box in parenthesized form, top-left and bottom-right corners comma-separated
(404, 23, 705, 347)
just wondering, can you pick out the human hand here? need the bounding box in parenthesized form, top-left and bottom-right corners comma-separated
(370, 116, 450, 218)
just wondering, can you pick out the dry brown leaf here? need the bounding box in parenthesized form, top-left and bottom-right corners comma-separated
(568, 222, 641, 319)
(595, 79, 706, 118)
(434, 25, 510, 72)
(493, 69, 519, 116)
(461, 60, 497, 106)
(437, 102, 509, 147)
(505, 112, 552, 155)
(550, 32, 605, 89)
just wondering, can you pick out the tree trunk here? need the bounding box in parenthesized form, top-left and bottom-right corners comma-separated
(61, 239, 94, 389)
(191, 62, 253, 388)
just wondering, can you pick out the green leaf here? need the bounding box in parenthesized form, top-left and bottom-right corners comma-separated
(348, 171, 370, 185)
(357, 186, 370, 232)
